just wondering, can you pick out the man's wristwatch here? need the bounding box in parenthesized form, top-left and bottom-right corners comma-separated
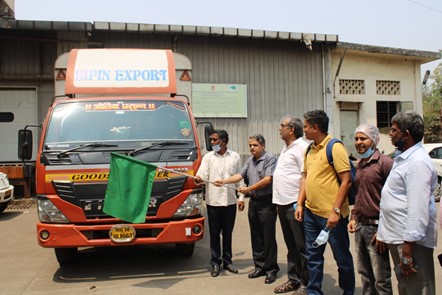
(333, 207, 341, 215)
(401, 256, 413, 265)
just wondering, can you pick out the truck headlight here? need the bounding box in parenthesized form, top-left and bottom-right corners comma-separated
(38, 198, 70, 223)
(173, 191, 203, 217)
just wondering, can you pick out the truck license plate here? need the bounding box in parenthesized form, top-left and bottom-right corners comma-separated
(109, 224, 136, 243)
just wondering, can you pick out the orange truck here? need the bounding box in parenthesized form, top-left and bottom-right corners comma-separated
(18, 49, 211, 265)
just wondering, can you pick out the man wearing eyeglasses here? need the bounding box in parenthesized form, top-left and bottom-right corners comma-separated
(273, 116, 309, 295)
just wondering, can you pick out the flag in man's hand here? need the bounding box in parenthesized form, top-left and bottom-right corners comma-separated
(103, 152, 157, 223)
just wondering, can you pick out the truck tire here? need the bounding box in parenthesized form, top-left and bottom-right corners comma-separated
(0, 202, 9, 213)
(175, 243, 195, 257)
(54, 247, 78, 266)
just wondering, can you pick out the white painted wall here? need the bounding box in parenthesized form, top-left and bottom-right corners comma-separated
(330, 50, 423, 155)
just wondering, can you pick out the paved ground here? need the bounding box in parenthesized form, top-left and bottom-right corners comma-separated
(1, 199, 441, 295)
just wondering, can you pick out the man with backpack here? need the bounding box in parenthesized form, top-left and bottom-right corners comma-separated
(295, 110, 355, 295)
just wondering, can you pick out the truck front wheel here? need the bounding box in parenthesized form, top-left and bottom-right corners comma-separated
(54, 247, 78, 266)
(175, 243, 195, 257)
(0, 202, 9, 213)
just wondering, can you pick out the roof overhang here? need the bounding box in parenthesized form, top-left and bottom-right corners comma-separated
(335, 42, 441, 64)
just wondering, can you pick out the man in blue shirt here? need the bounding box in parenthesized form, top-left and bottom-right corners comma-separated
(377, 111, 437, 295)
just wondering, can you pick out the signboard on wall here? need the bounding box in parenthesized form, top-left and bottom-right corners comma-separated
(191, 83, 247, 118)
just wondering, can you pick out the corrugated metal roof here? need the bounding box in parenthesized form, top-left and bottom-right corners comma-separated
(2, 19, 440, 60)
(0, 19, 338, 44)
(93, 21, 339, 43)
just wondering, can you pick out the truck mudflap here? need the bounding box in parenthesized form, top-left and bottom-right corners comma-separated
(37, 216, 204, 248)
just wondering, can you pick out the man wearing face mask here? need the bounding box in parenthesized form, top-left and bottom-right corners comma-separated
(347, 123, 393, 295)
(377, 111, 437, 295)
(194, 129, 245, 277)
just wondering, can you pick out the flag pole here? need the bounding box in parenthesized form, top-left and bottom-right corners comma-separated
(156, 165, 239, 190)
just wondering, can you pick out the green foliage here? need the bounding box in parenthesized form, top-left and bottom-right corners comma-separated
(423, 62, 442, 143)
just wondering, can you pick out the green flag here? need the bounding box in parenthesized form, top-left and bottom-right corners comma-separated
(103, 152, 157, 223)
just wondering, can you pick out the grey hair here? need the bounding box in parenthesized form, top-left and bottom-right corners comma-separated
(391, 111, 424, 143)
(283, 116, 304, 139)
(249, 134, 266, 146)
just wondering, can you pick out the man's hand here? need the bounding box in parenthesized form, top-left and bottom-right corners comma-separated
(213, 179, 225, 187)
(238, 201, 245, 211)
(327, 210, 339, 229)
(400, 241, 417, 277)
(237, 186, 251, 195)
(374, 234, 388, 254)
(193, 176, 205, 186)
(347, 220, 357, 233)
(295, 206, 304, 222)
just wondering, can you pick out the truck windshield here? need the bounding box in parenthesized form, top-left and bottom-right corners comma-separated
(44, 100, 195, 150)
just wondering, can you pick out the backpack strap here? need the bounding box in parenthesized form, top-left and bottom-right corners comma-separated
(305, 142, 314, 158)
(325, 138, 341, 167)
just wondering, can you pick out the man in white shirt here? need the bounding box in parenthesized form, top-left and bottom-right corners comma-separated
(378, 111, 437, 295)
(194, 129, 245, 277)
(273, 116, 309, 295)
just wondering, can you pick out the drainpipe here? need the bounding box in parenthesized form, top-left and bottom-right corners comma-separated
(333, 47, 347, 99)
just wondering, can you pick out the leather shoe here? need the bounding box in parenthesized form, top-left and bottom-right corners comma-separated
(265, 272, 277, 284)
(248, 269, 266, 279)
(274, 280, 298, 293)
(224, 264, 239, 274)
(211, 264, 220, 277)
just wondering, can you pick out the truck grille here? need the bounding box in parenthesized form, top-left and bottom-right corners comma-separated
(52, 177, 187, 218)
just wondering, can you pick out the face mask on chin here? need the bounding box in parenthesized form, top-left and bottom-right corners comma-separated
(212, 144, 221, 153)
(359, 146, 376, 159)
(394, 134, 406, 152)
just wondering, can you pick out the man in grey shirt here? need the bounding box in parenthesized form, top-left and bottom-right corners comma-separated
(215, 134, 279, 285)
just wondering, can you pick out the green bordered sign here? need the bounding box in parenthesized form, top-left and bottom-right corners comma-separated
(191, 83, 247, 118)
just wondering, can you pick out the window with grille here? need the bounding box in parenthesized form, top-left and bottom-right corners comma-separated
(376, 101, 399, 128)
(376, 80, 400, 95)
(339, 79, 365, 94)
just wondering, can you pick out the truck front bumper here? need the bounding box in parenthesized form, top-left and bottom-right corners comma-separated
(37, 216, 204, 248)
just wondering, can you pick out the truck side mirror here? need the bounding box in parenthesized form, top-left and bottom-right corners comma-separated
(204, 125, 213, 151)
(18, 129, 33, 160)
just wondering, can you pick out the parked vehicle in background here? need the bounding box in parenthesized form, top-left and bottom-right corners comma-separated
(423, 143, 442, 202)
(0, 172, 14, 213)
(388, 143, 442, 202)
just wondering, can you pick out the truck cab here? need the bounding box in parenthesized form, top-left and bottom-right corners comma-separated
(19, 49, 209, 265)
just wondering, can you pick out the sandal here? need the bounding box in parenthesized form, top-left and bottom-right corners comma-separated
(274, 280, 298, 293)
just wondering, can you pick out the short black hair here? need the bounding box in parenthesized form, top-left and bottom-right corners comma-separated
(303, 110, 329, 133)
(211, 129, 229, 144)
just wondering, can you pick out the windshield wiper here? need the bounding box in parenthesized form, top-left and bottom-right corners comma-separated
(57, 143, 118, 158)
(129, 141, 188, 156)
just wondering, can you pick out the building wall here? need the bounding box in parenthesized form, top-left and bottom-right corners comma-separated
(1, 29, 327, 161)
(330, 50, 423, 155)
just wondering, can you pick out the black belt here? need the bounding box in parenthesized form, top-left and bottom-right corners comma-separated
(249, 191, 272, 200)
(359, 217, 379, 226)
